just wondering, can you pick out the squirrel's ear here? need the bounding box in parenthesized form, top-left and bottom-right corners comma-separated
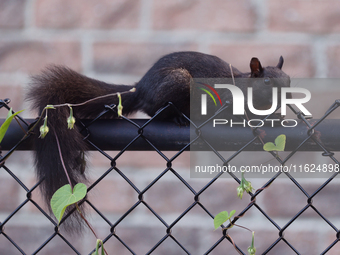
(276, 56, 284, 69)
(250, 57, 263, 77)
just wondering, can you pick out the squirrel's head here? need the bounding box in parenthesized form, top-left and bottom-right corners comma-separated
(248, 56, 291, 111)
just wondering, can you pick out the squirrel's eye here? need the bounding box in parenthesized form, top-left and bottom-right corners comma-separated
(264, 77, 271, 85)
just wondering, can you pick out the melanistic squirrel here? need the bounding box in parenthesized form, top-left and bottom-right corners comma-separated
(26, 51, 290, 230)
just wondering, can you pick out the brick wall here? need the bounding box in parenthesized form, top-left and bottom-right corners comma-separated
(1, 0, 340, 110)
(1, 0, 340, 254)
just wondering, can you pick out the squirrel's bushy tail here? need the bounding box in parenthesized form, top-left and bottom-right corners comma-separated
(32, 105, 88, 231)
(26, 66, 135, 231)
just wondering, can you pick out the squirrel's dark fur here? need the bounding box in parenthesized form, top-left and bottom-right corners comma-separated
(26, 51, 290, 231)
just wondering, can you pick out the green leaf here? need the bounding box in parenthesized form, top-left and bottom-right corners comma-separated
(274, 134, 286, 151)
(50, 183, 87, 223)
(0, 109, 25, 144)
(214, 210, 236, 230)
(263, 142, 276, 152)
(263, 134, 286, 152)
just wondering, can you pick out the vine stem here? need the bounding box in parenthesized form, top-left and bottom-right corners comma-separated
(227, 234, 243, 255)
(75, 204, 108, 255)
(47, 88, 135, 255)
(52, 89, 135, 108)
(0, 87, 134, 163)
(55, 130, 108, 255)
(228, 63, 256, 255)
(0, 107, 48, 164)
(54, 130, 73, 189)
(1, 88, 135, 254)
(223, 215, 253, 233)
(232, 223, 253, 233)
(8, 88, 135, 152)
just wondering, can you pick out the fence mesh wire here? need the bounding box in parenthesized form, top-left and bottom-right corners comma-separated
(0, 97, 340, 255)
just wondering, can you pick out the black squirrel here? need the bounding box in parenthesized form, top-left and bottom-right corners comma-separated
(26, 51, 290, 230)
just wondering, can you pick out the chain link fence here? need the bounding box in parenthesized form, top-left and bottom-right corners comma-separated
(0, 97, 340, 254)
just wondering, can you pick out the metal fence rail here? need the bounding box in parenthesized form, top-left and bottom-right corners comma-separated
(0, 98, 339, 254)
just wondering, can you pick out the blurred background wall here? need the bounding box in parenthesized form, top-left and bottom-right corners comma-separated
(1, 0, 340, 254)
(1, 0, 340, 114)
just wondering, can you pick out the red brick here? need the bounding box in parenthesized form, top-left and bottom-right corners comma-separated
(96, 226, 203, 255)
(145, 180, 196, 214)
(268, 0, 340, 33)
(103, 227, 175, 254)
(0, 0, 25, 29)
(326, 232, 340, 255)
(0, 41, 81, 73)
(35, 0, 140, 29)
(145, 178, 252, 218)
(93, 42, 198, 76)
(0, 178, 20, 211)
(209, 228, 320, 254)
(199, 180, 253, 216)
(91, 151, 174, 169)
(26, 177, 50, 213)
(89, 178, 136, 213)
(210, 44, 314, 77)
(308, 181, 340, 218)
(269, 230, 319, 254)
(4, 152, 34, 174)
(0, 226, 83, 254)
(327, 45, 340, 78)
(262, 181, 340, 219)
(119, 151, 189, 169)
(161, 227, 202, 254)
(0, 86, 23, 117)
(153, 0, 256, 32)
(261, 181, 309, 218)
